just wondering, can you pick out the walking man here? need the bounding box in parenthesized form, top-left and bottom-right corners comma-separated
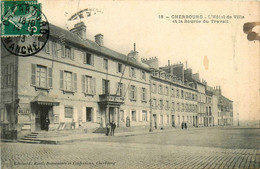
(106, 122, 111, 136)
(111, 121, 116, 136)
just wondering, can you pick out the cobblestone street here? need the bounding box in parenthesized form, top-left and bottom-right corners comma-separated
(1, 128, 260, 169)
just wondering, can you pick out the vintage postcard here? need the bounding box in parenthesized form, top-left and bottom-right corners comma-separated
(1, 0, 259, 169)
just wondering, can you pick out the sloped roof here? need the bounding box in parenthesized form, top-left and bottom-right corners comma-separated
(49, 24, 150, 71)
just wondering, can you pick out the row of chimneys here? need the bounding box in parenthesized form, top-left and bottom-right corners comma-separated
(70, 22, 104, 46)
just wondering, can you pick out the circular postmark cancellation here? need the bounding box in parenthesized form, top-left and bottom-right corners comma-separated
(1, 3, 49, 57)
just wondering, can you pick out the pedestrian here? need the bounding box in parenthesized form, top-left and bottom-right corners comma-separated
(181, 122, 184, 129)
(45, 117, 50, 131)
(106, 122, 111, 136)
(111, 121, 116, 136)
(185, 122, 187, 130)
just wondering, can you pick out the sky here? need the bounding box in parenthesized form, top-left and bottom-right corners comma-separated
(39, 0, 260, 122)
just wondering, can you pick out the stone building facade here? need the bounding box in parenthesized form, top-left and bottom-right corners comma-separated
(1, 22, 233, 139)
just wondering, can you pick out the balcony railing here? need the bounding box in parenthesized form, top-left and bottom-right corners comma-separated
(99, 94, 125, 103)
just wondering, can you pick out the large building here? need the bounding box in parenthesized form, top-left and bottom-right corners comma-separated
(1, 22, 233, 139)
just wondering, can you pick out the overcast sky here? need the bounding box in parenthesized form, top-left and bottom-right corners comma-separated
(39, 0, 260, 122)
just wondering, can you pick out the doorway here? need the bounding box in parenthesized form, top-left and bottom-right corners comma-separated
(153, 114, 157, 129)
(35, 106, 50, 131)
(86, 107, 92, 122)
(171, 115, 175, 127)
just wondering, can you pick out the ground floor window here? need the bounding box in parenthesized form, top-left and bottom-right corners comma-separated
(120, 110, 124, 122)
(160, 115, 163, 124)
(178, 116, 180, 124)
(131, 111, 136, 121)
(86, 107, 92, 122)
(142, 111, 147, 121)
(166, 115, 169, 124)
(64, 106, 73, 118)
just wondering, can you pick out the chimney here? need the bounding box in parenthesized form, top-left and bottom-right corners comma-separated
(70, 22, 86, 39)
(95, 34, 104, 46)
(128, 50, 139, 61)
(168, 60, 170, 66)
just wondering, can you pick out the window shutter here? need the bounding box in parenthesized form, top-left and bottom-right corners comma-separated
(45, 40, 50, 54)
(73, 73, 77, 92)
(134, 87, 137, 100)
(92, 78, 96, 94)
(82, 75, 85, 92)
(31, 64, 36, 85)
(128, 86, 131, 100)
(61, 45, 65, 58)
(71, 48, 74, 60)
(115, 82, 118, 95)
(60, 70, 64, 89)
(48, 67, 52, 88)
(145, 88, 147, 101)
(140, 87, 143, 101)
(123, 83, 126, 98)
(49, 41, 52, 55)
(83, 52, 86, 64)
(52, 42, 56, 57)
(91, 55, 94, 66)
(129, 67, 131, 77)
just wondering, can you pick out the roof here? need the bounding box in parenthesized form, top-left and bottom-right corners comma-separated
(31, 92, 59, 106)
(49, 24, 150, 71)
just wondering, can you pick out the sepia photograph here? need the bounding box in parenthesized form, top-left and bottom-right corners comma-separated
(1, 0, 259, 168)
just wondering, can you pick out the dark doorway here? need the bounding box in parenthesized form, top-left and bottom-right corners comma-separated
(35, 106, 50, 131)
(86, 107, 92, 122)
(153, 114, 157, 129)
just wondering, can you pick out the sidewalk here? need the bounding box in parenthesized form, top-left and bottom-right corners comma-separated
(17, 126, 208, 145)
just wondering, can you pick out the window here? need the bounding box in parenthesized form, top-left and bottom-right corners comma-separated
(118, 63, 123, 73)
(129, 67, 136, 77)
(2, 63, 13, 87)
(141, 71, 146, 80)
(36, 65, 47, 87)
(116, 82, 123, 96)
(86, 107, 92, 122)
(172, 102, 175, 111)
(152, 83, 156, 93)
(160, 115, 163, 124)
(84, 53, 94, 65)
(82, 76, 96, 94)
(102, 79, 110, 94)
(129, 85, 137, 100)
(181, 90, 184, 98)
(159, 100, 163, 109)
(120, 110, 125, 122)
(176, 89, 179, 98)
(64, 106, 73, 118)
(166, 100, 169, 110)
(141, 88, 147, 101)
(103, 58, 108, 70)
(167, 115, 169, 124)
(131, 111, 136, 121)
(65, 46, 72, 59)
(209, 106, 212, 115)
(64, 71, 72, 91)
(177, 103, 180, 112)
(171, 88, 175, 97)
(32, 64, 52, 88)
(60, 70, 76, 92)
(159, 85, 163, 94)
(181, 103, 184, 112)
(165, 86, 169, 95)
(152, 99, 157, 108)
(142, 111, 147, 121)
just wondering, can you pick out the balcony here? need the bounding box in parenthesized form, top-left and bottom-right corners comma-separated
(98, 94, 125, 106)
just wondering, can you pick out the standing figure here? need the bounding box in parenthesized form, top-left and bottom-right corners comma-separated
(45, 117, 50, 131)
(106, 123, 111, 136)
(185, 122, 187, 130)
(111, 121, 116, 136)
(181, 122, 184, 129)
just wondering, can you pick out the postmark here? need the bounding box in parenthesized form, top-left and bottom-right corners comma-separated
(1, 2, 49, 57)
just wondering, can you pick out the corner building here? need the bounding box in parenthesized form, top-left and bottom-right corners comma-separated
(1, 22, 151, 138)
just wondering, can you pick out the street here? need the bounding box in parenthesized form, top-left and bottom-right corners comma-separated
(1, 128, 260, 169)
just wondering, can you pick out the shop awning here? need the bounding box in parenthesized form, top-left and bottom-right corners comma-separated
(31, 93, 60, 106)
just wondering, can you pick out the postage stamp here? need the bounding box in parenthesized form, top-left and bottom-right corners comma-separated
(1, 1, 49, 56)
(1, 0, 41, 37)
